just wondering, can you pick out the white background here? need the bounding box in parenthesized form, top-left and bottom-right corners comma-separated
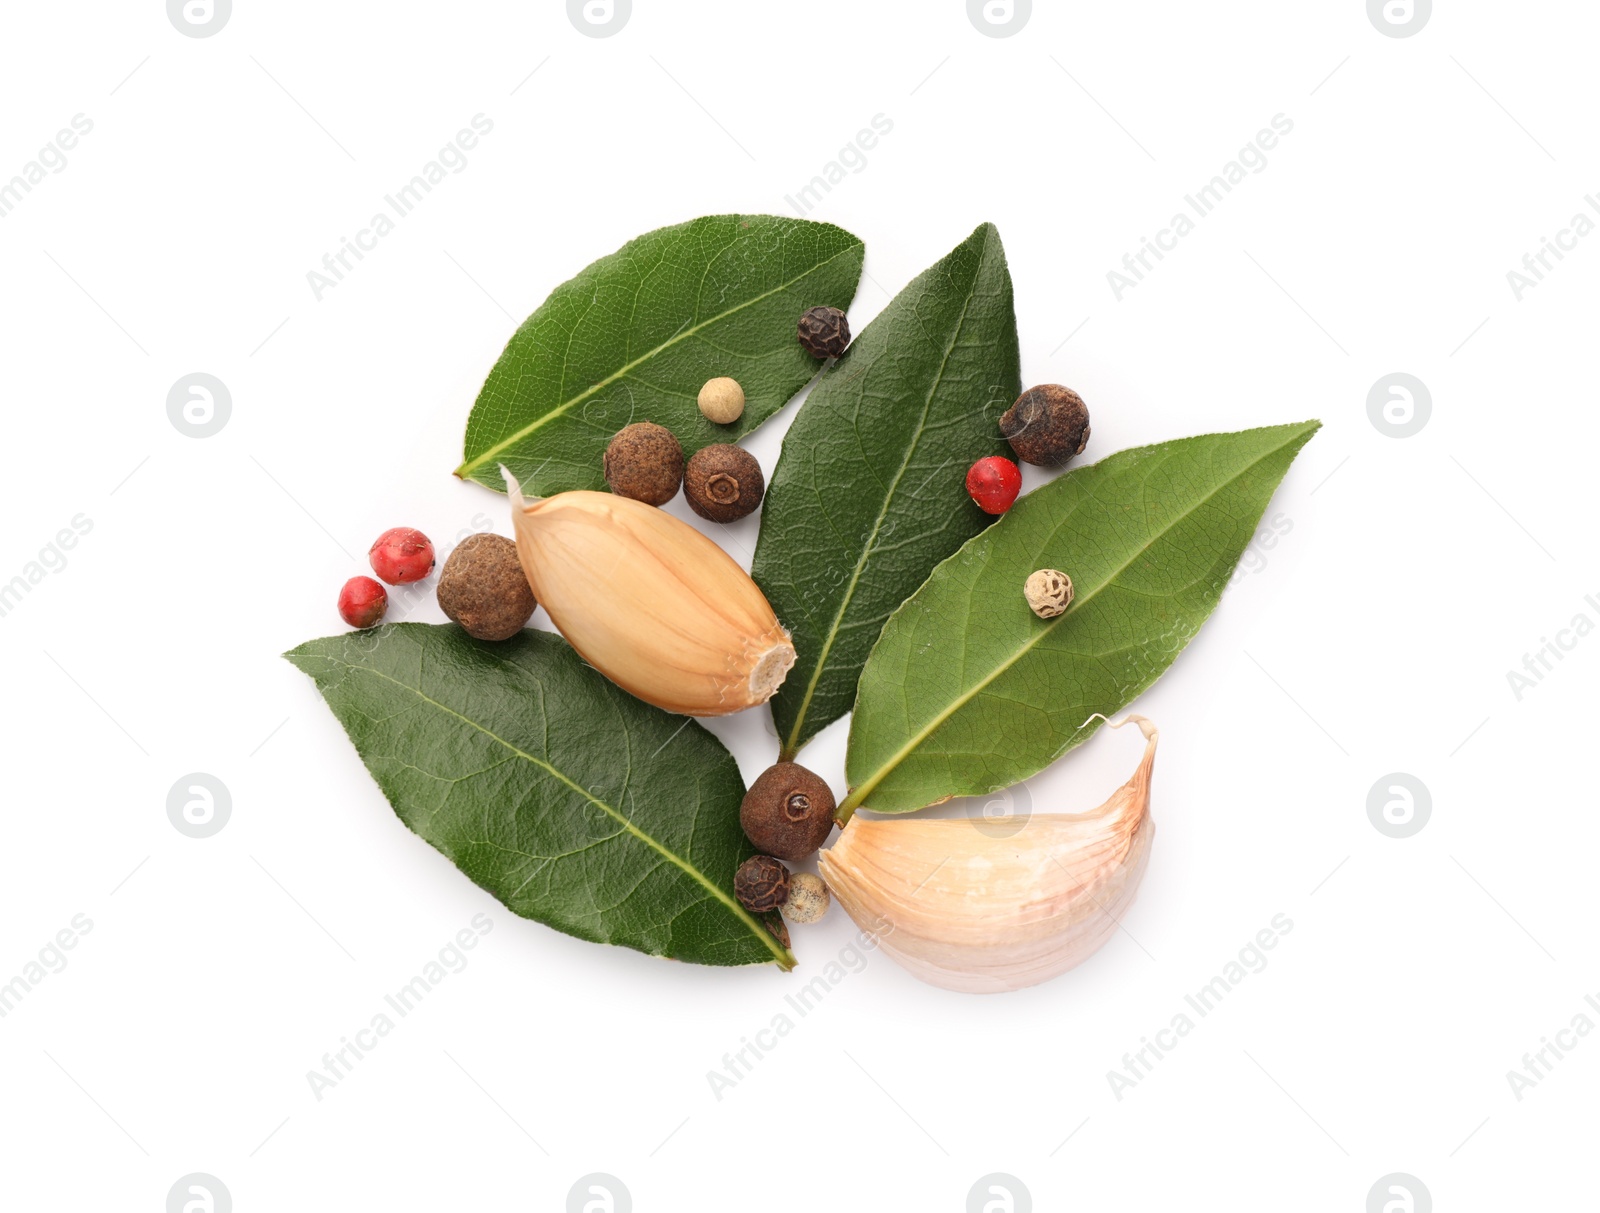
(1, 1, 1594, 1209)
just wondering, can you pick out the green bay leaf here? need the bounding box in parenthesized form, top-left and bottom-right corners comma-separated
(843, 421, 1320, 814)
(456, 214, 864, 495)
(753, 223, 1020, 760)
(285, 624, 792, 969)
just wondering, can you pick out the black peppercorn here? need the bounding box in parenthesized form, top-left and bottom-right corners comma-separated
(603, 421, 684, 505)
(740, 762, 836, 861)
(796, 306, 850, 359)
(684, 444, 764, 523)
(734, 855, 791, 913)
(999, 385, 1091, 467)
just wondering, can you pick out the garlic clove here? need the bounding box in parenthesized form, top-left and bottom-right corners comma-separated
(818, 715, 1157, 994)
(504, 468, 795, 716)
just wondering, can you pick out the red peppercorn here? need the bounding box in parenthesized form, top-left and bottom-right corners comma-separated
(338, 576, 388, 628)
(369, 527, 435, 584)
(965, 456, 1021, 515)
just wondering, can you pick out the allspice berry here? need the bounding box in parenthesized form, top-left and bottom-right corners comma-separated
(603, 422, 683, 505)
(437, 533, 537, 641)
(684, 444, 764, 523)
(780, 873, 830, 925)
(1000, 385, 1091, 467)
(796, 305, 850, 359)
(697, 376, 745, 425)
(734, 855, 791, 913)
(1023, 568, 1073, 619)
(740, 762, 835, 861)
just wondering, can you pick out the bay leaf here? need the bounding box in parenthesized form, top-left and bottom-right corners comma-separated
(285, 623, 793, 969)
(456, 214, 864, 496)
(843, 421, 1320, 815)
(752, 223, 1020, 760)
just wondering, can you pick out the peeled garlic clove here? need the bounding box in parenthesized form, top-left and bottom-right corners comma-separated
(818, 715, 1158, 994)
(504, 469, 794, 716)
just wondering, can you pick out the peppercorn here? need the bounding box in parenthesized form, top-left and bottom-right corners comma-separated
(697, 376, 745, 425)
(338, 575, 388, 629)
(436, 533, 537, 641)
(369, 527, 435, 584)
(780, 872, 830, 925)
(1023, 568, 1073, 619)
(734, 855, 791, 912)
(965, 455, 1021, 515)
(796, 305, 850, 359)
(603, 422, 683, 505)
(684, 444, 764, 523)
(1000, 385, 1091, 467)
(740, 762, 836, 860)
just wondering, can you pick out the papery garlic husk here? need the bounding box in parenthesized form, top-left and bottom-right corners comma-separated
(504, 470, 795, 716)
(818, 716, 1158, 994)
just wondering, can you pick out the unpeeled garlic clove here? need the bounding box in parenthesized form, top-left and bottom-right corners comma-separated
(504, 469, 795, 716)
(818, 715, 1158, 994)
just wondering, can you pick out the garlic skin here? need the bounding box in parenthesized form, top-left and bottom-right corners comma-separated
(818, 716, 1157, 994)
(504, 471, 795, 716)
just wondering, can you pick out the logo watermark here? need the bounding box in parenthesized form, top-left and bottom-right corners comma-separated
(1107, 115, 1295, 300)
(567, 1173, 630, 1212)
(1367, 0, 1430, 38)
(967, 1173, 1031, 1212)
(969, 781, 1032, 839)
(167, 774, 232, 839)
(1366, 1173, 1430, 1212)
(168, 0, 231, 37)
(567, 0, 630, 38)
(967, 0, 1031, 38)
(1366, 773, 1429, 839)
(1366, 373, 1430, 438)
(167, 1174, 231, 1212)
(168, 373, 232, 438)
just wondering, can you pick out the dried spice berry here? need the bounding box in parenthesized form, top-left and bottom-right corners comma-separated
(796, 305, 850, 359)
(740, 762, 836, 861)
(734, 855, 791, 913)
(780, 872, 830, 925)
(1023, 568, 1073, 619)
(1000, 384, 1091, 467)
(338, 576, 387, 628)
(369, 527, 435, 584)
(965, 455, 1021, 515)
(603, 422, 684, 506)
(697, 376, 745, 425)
(436, 533, 537, 641)
(684, 444, 764, 523)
